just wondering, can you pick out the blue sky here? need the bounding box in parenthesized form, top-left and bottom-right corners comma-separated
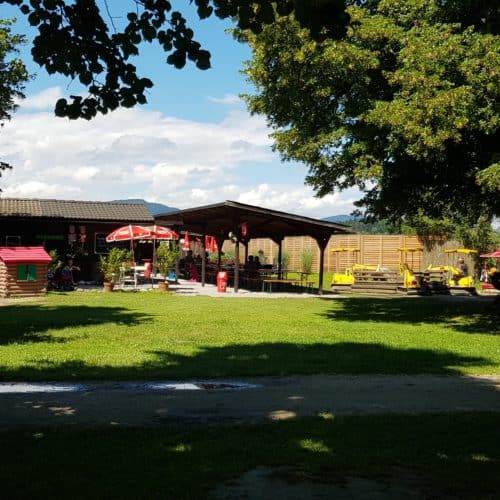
(1, 2, 361, 217)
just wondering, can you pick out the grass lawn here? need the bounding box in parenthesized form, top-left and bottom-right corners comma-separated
(0, 292, 498, 380)
(1, 414, 498, 499)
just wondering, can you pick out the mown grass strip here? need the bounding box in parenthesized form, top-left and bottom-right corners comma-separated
(0, 292, 498, 380)
(1, 414, 498, 499)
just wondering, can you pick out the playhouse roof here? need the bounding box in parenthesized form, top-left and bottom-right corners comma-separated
(0, 246, 52, 263)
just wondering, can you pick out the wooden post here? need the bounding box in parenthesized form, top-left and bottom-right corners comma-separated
(244, 241, 249, 263)
(201, 234, 206, 287)
(315, 235, 330, 296)
(275, 238, 283, 278)
(234, 240, 240, 293)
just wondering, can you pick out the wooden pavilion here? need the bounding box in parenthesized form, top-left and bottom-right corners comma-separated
(155, 200, 352, 294)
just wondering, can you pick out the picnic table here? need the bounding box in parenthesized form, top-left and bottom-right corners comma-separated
(262, 277, 315, 293)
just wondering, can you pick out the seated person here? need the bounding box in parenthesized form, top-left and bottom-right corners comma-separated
(187, 264, 198, 281)
(245, 255, 259, 278)
(454, 257, 468, 284)
(181, 250, 195, 279)
(60, 255, 80, 290)
(244, 255, 255, 271)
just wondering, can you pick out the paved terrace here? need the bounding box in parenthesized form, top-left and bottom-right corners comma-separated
(73, 278, 332, 298)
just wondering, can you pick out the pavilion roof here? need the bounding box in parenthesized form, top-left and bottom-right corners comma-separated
(155, 200, 352, 242)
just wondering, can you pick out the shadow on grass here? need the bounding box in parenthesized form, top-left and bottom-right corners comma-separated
(320, 296, 499, 335)
(0, 414, 498, 499)
(0, 341, 493, 380)
(0, 304, 151, 346)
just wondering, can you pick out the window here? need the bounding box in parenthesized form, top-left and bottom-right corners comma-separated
(5, 235, 21, 246)
(94, 233, 110, 254)
(95, 232, 129, 254)
(17, 264, 37, 281)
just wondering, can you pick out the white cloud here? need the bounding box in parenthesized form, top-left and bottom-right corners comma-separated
(70, 167, 99, 181)
(207, 94, 241, 105)
(1, 87, 362, 218)
(16, 86, 64, 110)
(3, 180, 81, 198)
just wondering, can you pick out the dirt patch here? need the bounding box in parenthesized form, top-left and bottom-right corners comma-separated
(0, 296, 45, 307)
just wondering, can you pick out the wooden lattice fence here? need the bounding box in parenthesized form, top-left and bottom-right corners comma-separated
(221, 235, 465, 273)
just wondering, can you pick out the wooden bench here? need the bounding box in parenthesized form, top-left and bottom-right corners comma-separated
(262, 278, 302, 293)
(352, 270, 402, 294)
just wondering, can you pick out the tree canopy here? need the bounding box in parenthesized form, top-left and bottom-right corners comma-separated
(1, 0, 352, 119)
(0, 18, 29, 179)
(242, 0, 500, 223)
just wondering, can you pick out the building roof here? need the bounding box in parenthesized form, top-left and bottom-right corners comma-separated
(0, 198, 154, 223)
(0, 246, 52, 263)
(156, 200, 352, 241)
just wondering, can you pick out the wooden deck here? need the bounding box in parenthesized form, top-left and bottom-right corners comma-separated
(351, 270, 403, 295)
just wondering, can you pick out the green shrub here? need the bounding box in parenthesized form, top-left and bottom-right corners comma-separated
(156, 242, 181, 278)
(98, 247, 131, 283)
(301, 248, 314, 274)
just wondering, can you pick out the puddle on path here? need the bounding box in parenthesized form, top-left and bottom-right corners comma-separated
(0, 383, 87, 394)
(0, 381, 260, 394)
(132, 381, 260, 391)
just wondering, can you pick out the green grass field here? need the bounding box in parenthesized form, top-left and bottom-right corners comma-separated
(0, 292, 498, 380)
(1, 414, 498, 499)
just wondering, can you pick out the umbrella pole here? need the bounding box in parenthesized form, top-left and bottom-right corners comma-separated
(153, 238, 156, 276)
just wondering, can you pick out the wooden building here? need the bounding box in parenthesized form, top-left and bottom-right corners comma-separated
(0, 246, 52, 297)
(0, 198, 153, 281)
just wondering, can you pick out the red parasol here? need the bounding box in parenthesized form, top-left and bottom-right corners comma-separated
(144, 226, 179, 273)
(145, 225, 179, 240)
(106, 225, 152, 242)
(205, 235, 218, 253)
(106, 225, 152, 261)
(480, 249, 500, 258)
(182, 232, 190, 251)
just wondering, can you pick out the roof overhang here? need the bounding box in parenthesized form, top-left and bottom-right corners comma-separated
(156, 200, 352, 241)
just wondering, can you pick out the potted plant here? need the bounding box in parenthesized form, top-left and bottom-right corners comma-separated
(98, 247, 131, 292)
(156, 242, 181, 291)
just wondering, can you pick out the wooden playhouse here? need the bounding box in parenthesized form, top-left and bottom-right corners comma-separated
(0, 246, 52, 298)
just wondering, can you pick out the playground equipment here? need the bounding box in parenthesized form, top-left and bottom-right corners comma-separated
(398, 247, 423, 290)
(425, 248, 477, 292)
(331, 248, 359, 286)
(331, 248, 380, 287)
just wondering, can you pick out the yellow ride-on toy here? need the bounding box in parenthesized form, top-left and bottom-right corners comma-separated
(331, 248, 359, 286)
(425, 248, 477, 292)
(398, 247, 423, 290)
(331, 248, 379, 287)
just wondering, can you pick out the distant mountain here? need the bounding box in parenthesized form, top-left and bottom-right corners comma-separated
(322, 214, 360, 223)
(111, 199, 178, 216)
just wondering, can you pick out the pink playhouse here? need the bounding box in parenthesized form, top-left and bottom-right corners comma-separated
(0, 246, 52, 298)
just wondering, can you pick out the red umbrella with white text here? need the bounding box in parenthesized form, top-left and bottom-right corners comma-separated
(106, 225, 152, 260)
(144, 225, 179, 272)
(145, 225, 179, 240)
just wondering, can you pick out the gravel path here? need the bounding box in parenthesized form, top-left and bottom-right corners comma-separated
(1, 374, 499, 430)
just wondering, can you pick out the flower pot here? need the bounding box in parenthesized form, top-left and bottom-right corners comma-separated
(158, 281, 169, 292)
(103, 281, 114, 293)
